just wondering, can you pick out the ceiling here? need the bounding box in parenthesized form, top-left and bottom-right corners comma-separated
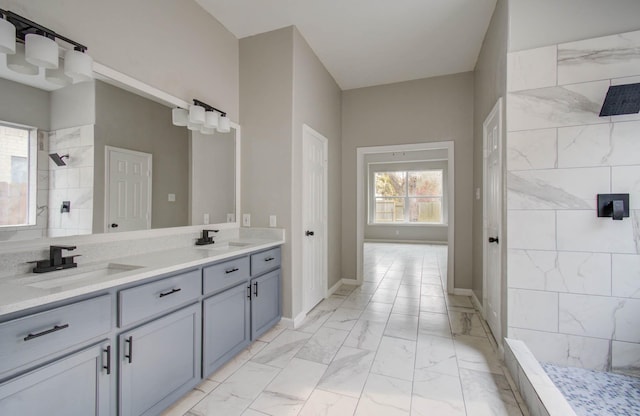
(195, 0, 497, 90)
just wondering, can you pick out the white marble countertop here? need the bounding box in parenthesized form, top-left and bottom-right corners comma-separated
(0, 237, 284, 318)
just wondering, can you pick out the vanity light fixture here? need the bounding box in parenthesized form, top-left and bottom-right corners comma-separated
(172, 99, 229, 135)
(0, 11, 16, 54)
(172, 108, 188, 126)
(0, 9, 93, 83)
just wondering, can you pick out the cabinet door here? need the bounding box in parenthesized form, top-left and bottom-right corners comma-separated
(0, 342, 112, 416)
(203, 282, 250, 377)
(119, 303, 201, 416)
(250, 269, 281, 339)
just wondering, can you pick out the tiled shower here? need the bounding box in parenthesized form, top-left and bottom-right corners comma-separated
(506, 30, 640, 376)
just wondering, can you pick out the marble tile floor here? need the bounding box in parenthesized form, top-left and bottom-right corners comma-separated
(162, 243, 527, 416)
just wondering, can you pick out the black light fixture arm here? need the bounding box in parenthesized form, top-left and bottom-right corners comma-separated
(0, 8, 88, 52)
(193, 99, 226, 117)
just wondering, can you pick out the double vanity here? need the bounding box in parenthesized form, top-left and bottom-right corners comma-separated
(0, 229, 284, 416)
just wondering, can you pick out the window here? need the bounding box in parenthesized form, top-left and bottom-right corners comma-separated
(372, 170, 443, 224)
(0, 124, 34, 226)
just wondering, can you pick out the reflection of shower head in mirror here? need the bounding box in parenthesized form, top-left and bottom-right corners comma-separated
(49, 153, 69, 166)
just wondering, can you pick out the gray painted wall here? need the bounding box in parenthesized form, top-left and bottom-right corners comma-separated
(241, 26, 342, 320)
(0, 78, 50, 130)
(50, 81, 95, 131)
(291, 28, 342, 315)
(341, 73, 475, 289)
(240, 27, 294, 318)
(509, 0, 640, 52)
(0, 0, 239, 121)
(93, 81, 189, 232)
(472, 0, 508, 337)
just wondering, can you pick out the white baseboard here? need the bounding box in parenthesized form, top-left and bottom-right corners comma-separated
(364, 239, 447, 245)
(292, 311, 307, 328)
(279, 317, 294, 329)
(340, 278, 359, 286)
(452, 288, 473, 296)
(471, 290, 484, 316)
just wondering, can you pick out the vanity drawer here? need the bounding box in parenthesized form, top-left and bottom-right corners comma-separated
(0, 294, 112, 378)
(203, 256, 250, 296)
(250, 247, 281, 276)
(119, 269, 200, 327)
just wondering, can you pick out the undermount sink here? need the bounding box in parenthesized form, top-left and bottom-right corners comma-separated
(195, 240, 251, 252)
(26, 263, 142, 289)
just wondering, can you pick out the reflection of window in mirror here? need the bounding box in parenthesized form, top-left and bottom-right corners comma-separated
(0, 122, 36, 227)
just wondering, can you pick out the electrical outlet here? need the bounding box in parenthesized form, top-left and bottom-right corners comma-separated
(475, 188, 481, 200)
(168, 193, 176, 202)
(242, 214, 251, 227)
(203, 213, 209, 225)
(269, 215, 277, 227)
(227, 213, 235, 223)
(395, 230, 400, 236)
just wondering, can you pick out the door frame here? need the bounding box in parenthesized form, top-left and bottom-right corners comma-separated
(302, 124, 328, 314)
(356, 141, 455, 294)
(482, 97, 503, 343)
(104, 145, 152, 232)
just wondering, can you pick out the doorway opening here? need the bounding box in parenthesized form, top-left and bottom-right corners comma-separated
(356, 142, 455, 293)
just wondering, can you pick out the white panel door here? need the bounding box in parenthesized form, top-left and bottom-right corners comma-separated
(302, 125, 328, 314)
(105, 146, 152, 232)
(483, 98, 503, 344)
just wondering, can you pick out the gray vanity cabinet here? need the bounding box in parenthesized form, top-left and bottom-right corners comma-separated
(250, 269, 281, 339)
(119, 303, 201, 416)
(0, 341, 112, 416)
(202, 282, 251, 377)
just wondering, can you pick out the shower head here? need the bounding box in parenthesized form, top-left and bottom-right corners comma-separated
(49, 153, 69, 167)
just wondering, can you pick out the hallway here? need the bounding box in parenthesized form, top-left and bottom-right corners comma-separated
(164, 243, 525, 415)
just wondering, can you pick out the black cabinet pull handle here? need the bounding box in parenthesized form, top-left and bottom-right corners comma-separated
(111, 223, 118, 228)
(225, 267, 239, 274)
(103, 345, 111, 375)
(253, 281, 259, 297)
(23, 324, 69, 341)
(488, 236, 499, 244)
(159, 288, 182, 298)
(305, 230, 314, 236)
(247, 285, 252, 299)
(264, 257, 275, 262)
(125, 336, 133, 363)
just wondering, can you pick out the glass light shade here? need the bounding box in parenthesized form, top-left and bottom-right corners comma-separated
(217, 115, 231, 133)
(7, 43, 39, 75)
(45, 61, 73, 86)
(187, 121, 201, 131)
(0, 18, 16, 54)
(188, 104, 205, 125)
(64, 49, 93, 82)
(172, 108, 188, 126)
(25, 33, 58, 69)
(203, 111, 219, 129)
(200, 125, 216, 135)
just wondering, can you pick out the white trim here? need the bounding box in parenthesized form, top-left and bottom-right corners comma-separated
(292, 311, 307, 329)
(452, 288, 473, 297)
(104, 146, 153, 233)
(301, 125, 329, 315)
(482, 97, 503, 344)
(357, 142, 455, 294)
(471, 290, 484, 316)
(278, 317, 295, 329)
(364, 239, 447, 245)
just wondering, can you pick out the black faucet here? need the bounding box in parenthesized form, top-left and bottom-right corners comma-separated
(195, 230, 219, 245)
(29, 245, 80, 273)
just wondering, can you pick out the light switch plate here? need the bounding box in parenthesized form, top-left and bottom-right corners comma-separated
(227, 213, 235, 223)
(168, 193, 176, 202)
(269, 215, 277, 227)
(242, 214, 251, 227)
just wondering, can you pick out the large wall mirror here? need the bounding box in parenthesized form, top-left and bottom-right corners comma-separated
(0, 58, 240, 243)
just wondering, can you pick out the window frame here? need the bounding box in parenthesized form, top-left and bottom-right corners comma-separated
(368, 163, 447, 226)
(0, 122, 38, 229)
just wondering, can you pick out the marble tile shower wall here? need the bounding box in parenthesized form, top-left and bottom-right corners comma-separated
(506, 30, 640, 377)
(48, 125, 94, 237)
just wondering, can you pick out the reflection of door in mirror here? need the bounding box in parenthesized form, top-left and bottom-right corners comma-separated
(105, 146, 152, 232)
